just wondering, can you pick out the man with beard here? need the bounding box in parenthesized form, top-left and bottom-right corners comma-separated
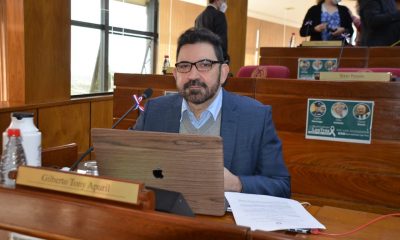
(134, 28, 290, 197)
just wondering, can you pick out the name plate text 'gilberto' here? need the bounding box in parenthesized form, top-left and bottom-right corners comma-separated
(16, 166, 140, 205)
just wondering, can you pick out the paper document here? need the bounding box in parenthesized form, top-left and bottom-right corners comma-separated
(225, 192, 326, 232)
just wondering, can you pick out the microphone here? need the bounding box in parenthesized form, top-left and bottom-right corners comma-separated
(69, 88, 153, 171)
(335, 33, 350, 71)
(304, 20, 313, 40)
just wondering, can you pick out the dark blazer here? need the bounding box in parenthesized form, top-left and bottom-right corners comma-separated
(134, 89, 291, 198)
(195, 6, 229, 61)
(359, 0, 400, 46)
(300, 3, 354, 41)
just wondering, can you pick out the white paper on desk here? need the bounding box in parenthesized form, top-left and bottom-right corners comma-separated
(225, 192, 326, 232)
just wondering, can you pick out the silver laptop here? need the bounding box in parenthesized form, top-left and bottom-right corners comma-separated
(91, 128, 225, 216)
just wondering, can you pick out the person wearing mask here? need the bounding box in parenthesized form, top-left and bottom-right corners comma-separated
(195, 0, 229, 63)
(300, 0, 354, 42)
(358, 0, 400, 46)
(134, 28, 290, 197)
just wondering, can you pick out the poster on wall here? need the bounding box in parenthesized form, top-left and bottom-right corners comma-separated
(306, 99, 374, 144)
(297, 58, 337, 80)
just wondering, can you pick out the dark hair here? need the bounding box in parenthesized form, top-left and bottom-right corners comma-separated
(317, 0, 324, 4)
(209, 0, 216, 3)
(176, 28, 224, 62)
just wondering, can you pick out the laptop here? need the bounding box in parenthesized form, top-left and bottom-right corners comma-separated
(91, 128, 225, 216)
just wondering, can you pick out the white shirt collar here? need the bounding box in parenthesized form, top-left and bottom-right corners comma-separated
(180, 87, 223, 122)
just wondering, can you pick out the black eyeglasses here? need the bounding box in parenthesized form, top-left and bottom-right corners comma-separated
(175, 59, 223, 73)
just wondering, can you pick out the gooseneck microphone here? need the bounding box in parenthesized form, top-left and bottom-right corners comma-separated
(304, 20, 313, 41)
(69, 88, 153, 171)
(336, 33, 350, 71)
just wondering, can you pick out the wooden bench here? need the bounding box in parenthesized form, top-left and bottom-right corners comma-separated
(113, 73, 400, 214)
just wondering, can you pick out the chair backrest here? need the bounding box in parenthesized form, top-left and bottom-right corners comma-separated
(337, 67, 400, 77)
(236, 65, 290, 78)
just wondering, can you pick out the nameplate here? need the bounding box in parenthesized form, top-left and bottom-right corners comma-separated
(319, 72, 392, 82)
(16, 166, 140, 205)
(301, 41, 342, 47)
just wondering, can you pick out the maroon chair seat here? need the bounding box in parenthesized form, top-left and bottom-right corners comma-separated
(236, 65, 291, 78)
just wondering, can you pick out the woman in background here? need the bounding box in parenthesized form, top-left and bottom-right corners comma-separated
(300, 0, 354, 42)
(358, 0, 400, 46)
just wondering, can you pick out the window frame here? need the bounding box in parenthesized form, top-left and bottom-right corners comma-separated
(71, 0, 158, 97)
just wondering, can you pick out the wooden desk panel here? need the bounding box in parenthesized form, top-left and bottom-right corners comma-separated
(368, 47, 400, 68)
(256, 79, 400, 140)
(259, 47, 368, 78)
(0, 187, 250, 240)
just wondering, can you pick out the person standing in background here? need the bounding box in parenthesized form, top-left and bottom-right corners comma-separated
(358, 0, 400, 46)
(300, 0, 354, 42)
(195, 0, 230, 63)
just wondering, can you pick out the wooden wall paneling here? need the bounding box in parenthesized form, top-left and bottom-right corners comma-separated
(91, 99, 113, 129)
(38, 103, 90, 156)
(23, 0, 71, 104)
(3, 0, 25, 104)
(367, 47, 400, 68)
(0, 0, 6, 101)
(225, 0, 248, 75)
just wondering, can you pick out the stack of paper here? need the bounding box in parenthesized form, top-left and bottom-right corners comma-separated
(225, 192, 326, 232)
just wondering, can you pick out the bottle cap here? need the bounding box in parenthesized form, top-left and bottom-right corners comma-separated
(12, 112, 34, 120)
(7, 128, 21, 137)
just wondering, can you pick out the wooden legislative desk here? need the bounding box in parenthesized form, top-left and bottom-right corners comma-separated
(113, 74, 400, 216)
(259, 47, 400, 78)
(0, 187, 399, 240)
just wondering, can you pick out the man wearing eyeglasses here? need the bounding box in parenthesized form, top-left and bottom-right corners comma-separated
(134, 28, 290, 198)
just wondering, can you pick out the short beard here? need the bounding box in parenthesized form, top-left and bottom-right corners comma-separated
(179, 76, 220, 105)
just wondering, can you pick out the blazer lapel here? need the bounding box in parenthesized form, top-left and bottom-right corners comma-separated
(220, 89, 238, 169)
(164, 95, 182, 133)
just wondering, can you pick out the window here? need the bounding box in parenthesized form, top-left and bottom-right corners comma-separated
(71, 0, 158, 96)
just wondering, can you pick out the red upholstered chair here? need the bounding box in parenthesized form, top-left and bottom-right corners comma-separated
(337, 68, 400, 77)
(236, 65, 290, 78)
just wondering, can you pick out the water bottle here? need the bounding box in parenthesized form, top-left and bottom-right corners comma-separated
(162, 55, 170, 75)
(0, 129, 26, 188)
(2, 112, 41, 166)
(289, 33, 296, 48)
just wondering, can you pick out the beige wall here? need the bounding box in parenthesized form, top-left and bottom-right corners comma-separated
(158, 0, 203, 74)
(245, 17, 299, 66)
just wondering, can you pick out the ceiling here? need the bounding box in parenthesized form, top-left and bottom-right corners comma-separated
(181, 0, 358, 28)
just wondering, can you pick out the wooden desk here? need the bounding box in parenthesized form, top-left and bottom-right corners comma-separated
(259, 47, 400, 79)
(199, 206, 400, 240)
(252, 206, 400, 240)
(0, 187, 249, 240)
(259, 47, 368, 78)
(1, 185, 399, 240)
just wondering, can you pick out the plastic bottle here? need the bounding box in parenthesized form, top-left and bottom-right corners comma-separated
(2, 112, 41, 166)
(0, 129, 26, 188)
(162, 55, 170, 75)
(289, 33, 296, 48)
